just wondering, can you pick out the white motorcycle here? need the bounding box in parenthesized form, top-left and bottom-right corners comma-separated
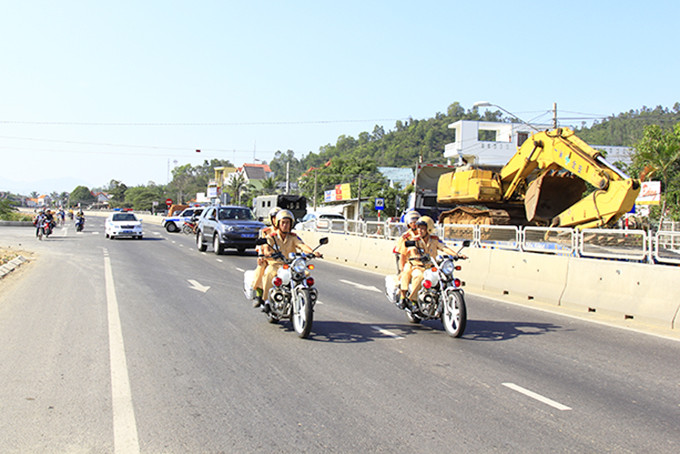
(385, 240, 470, 337)
(244, 237, 328, 339)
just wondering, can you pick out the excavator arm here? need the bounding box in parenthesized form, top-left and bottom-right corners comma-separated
(437, 128, 640, 229)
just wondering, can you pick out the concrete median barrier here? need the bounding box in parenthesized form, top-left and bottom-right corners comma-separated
(561, 258, 680, 329)
(481, 249, 569, 306)
(297, 230, 680, 331)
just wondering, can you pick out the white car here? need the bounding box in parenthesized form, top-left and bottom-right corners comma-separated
(105, 212, 144, 239)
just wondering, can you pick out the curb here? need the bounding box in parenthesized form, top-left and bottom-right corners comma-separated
(0, 221, 34, 227)
(0, 255, 29, 279)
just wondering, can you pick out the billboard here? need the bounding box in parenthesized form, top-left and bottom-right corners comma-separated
(324, 183, 352, 202)
(636, 181, 661, 205)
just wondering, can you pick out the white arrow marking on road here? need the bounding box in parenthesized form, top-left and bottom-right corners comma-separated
(339, 279, 381, 293)
(188, 279, 210, 293)
(502, 383, 572, 411)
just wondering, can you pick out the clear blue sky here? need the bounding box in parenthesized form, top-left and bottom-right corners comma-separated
(1, 0, 678, 195)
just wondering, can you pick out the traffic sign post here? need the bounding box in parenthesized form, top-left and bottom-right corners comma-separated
(375, 197, 385, 221)
(165, 198, 173, 207)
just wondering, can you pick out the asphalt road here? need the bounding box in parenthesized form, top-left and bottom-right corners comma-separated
(0, 219, 679, 453)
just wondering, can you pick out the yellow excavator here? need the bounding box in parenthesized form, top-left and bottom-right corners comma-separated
(437, 127, 640, 229)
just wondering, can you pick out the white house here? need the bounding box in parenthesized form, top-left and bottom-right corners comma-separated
(444, 120, 633, 166)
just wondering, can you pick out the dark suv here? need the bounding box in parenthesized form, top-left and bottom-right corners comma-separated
(196, 206, 265, 254)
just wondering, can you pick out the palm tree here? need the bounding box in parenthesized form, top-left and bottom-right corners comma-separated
(260, 177, 277, 195)
(227, 174, 248, 204)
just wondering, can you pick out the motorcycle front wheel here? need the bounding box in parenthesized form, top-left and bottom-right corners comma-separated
(291, 289, 313, 339)
(182, 224, 193, 234)
(441, 291, 467, 338)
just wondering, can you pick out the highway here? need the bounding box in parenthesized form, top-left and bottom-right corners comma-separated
(0, 218, 679, 453)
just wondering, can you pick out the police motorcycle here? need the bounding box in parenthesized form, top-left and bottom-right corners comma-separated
(385, 240, 470, 338)
(244, 237, 328, 339)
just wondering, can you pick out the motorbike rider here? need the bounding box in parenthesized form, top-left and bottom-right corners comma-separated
(251, 206, 281, 308)
(75, 210, 85, 229)
(395, 210, 421, 273)
(33, 210, 46, 237)
(259, 210, 322, 312)
(44, 209, 56, 232)
(399, 216, 466, 311)
(392, 210, 421, 304)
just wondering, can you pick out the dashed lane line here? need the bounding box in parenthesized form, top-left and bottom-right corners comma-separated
(502, 382, 572, 411)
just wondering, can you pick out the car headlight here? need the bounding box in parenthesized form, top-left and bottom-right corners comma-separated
(440, 259, 455, 276)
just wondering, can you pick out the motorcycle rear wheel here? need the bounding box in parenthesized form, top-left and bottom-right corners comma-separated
(441, 291, 466, 338)
(292, 289, 313, 339)
(182, 224, 193, 234)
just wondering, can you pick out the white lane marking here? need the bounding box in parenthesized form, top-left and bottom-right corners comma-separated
(502, 383, 572, 411)
(179, 244, 184, 248)
(339, 279, 381, 293)
(216, 259, 223, 263)
(235, 267, 245, 272)
(92, 232, 99, 235)
(171, 241, 176, 244)
(188, 279, 210, 293)
(153, 232, 160, 236)
(371, 326, 404, 339)
(104, 253, 141, 453)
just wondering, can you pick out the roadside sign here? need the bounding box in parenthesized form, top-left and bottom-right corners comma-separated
(165, 198, 173, 206)
(375, 197, 385, 211)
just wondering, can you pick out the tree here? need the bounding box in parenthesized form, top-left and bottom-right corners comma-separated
(106, 179, 128, 205)
(168, 164, 196, 204)
(124, 186, 163, 211)
(226, 174, 252, 205)
(70, 186, 95, 207)
(632, 123, 680, 222)
(259, 177, 277, 195)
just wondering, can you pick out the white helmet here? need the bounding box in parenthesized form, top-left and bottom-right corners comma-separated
(404, 210, 421, 224)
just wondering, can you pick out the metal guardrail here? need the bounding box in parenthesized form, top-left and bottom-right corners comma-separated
(298, 219, 679, 266)
(654, 231, 680, 264)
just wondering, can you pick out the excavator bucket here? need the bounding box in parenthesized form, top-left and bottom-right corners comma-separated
(525, 171, 586, 223)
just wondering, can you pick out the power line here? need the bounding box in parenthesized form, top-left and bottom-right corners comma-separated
(0, 118, 406, 127)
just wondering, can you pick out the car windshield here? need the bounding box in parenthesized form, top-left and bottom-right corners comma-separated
(217, 208, 254, 221)
(113, 213, 137, 221)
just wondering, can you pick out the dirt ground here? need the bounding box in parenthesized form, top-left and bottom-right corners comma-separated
(0, 246, 35, 267)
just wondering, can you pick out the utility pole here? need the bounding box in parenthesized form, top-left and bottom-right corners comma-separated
(286, 161, 290, 193)
(356, 175, 362, 220)
(313, 171, 317, 211)
(552, 102, 558, 129)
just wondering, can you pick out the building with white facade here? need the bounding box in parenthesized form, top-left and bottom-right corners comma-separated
(444, 120, 633, 166)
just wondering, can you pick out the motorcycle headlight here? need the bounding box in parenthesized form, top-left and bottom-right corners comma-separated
(440, 259, 455, 275)
(292, 258, 307, 274)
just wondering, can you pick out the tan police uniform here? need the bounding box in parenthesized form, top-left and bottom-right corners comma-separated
(400, 234, 455, 301)
(261, 231, 312, 299)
